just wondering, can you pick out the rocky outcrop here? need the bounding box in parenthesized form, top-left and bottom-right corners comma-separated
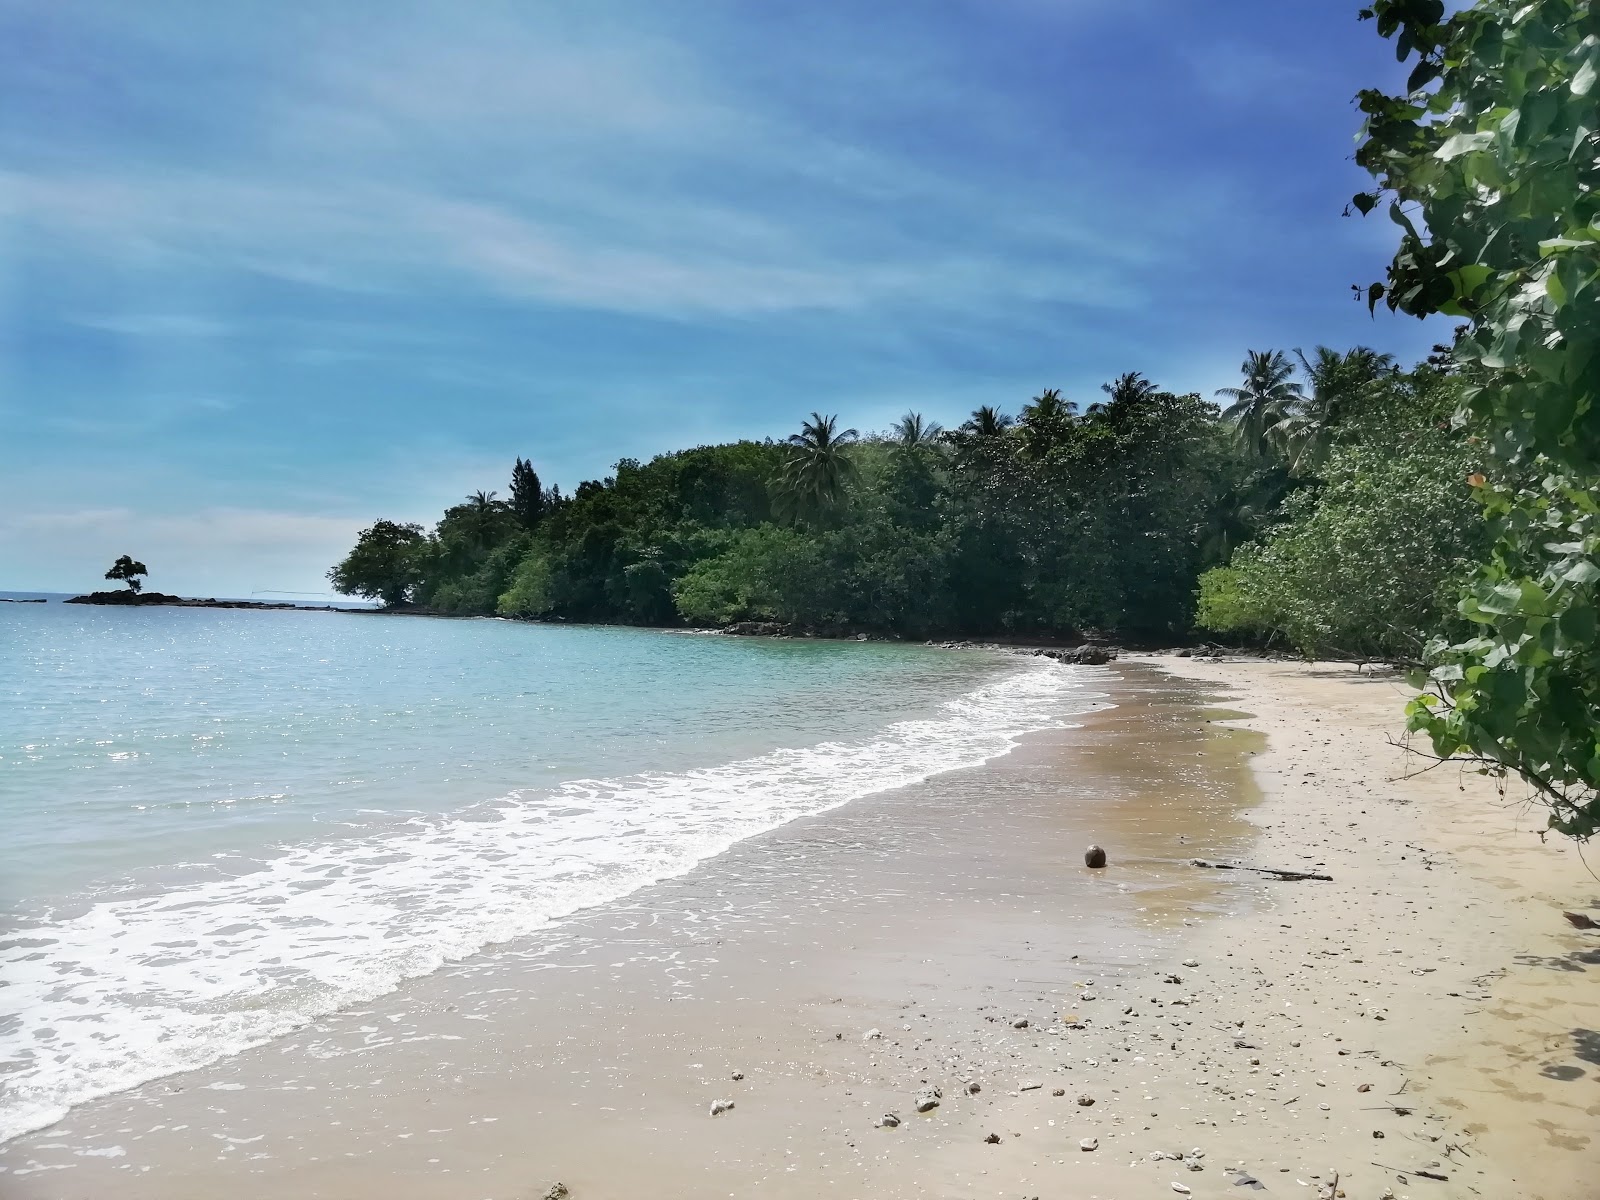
(722, 621, 790, 637)
(1037, 645, 1118, 665)
(65, 591, 299, 610)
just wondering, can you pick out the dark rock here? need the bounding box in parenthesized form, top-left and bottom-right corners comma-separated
(722, 621, 789, 637)
(1084, 845, 1108, 869)
(984, 1132, 1001, 1144)
(1038, 645, 1119, 665)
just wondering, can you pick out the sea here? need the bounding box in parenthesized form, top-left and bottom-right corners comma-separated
(0, 595, 1099, 1143)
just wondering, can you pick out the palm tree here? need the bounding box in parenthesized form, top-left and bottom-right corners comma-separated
(892, 411, 943, 449)
(463, 489, 510, 548)
(776, 412, 858, 524)
(1085, 371, 1160, 417)
(961, 405, 1014, 438)
(1216, 350, 1303, 458)
(1272, 346, 1396, 472)
(1018, 388, 1074, 457)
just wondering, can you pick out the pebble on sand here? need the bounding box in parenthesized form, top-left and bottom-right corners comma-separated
(878, 1113, 901, 1128)
(1084, 844, 1108, 868)
(1079, 1137, 1099, 1151)
(709, 1099, 735, 1116)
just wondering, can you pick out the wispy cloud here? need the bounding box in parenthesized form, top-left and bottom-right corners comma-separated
(74, 313, 231, 337)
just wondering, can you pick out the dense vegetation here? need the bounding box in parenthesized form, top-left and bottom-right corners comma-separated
(332, 352, 1477, 646)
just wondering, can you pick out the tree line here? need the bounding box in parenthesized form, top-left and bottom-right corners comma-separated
(330, 349, 1481, 649)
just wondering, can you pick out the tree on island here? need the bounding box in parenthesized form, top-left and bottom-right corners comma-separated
(328, 520, 427, 606)
(105, 555, 149, 593)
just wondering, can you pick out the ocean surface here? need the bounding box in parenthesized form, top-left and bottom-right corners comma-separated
(0, 598, 1100, 1142)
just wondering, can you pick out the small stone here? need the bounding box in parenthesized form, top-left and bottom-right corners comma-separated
(984, 1132, 1001, 1144)
(543, 1185, 569, 1200)
(878, 1113, 900, 1128)
(1357, 1083, 1372, 1093)
(1077, 1094, 1095, 1106)
(915, 1088, 941, 1113)
(1081, 992, 1097, 1002)
(1013, 1017, 1030, 1029)
(1372, 1130, 1384, 1138)
(1182, 958, 1200, 968)
(731, 1071, 744, 1081)
(1085, 844, 1108, 868)
(863, 1028, 882, 1040)
(1052, 1088, 1066, 1097)
(1079, 1137, 1099, 1151)
(967, 1081, 982, 1095)
(709, 1099, 735, 1116)
(1164, 974, 1183, 985)
(1172, 1185, 1192, 1196)
(1318, 1103, 1330, 1111)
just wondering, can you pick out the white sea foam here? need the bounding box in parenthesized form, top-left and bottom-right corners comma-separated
(0, 659, 1098, 1142)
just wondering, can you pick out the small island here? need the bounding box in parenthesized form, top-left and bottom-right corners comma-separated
(65, 555, 300, 609)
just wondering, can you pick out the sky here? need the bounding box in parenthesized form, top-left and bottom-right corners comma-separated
(0, 0, 1455, 597)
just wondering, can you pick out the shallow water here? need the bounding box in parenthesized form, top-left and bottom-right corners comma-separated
(0, 601, 1098, 1141)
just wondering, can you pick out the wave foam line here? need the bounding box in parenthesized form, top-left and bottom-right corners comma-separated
(0, 659, 1098, 1142)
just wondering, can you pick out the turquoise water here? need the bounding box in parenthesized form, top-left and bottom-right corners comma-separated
(0, 600, 1097, 1140)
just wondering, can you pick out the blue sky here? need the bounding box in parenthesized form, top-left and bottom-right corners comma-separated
(0, 0, 1452, 596)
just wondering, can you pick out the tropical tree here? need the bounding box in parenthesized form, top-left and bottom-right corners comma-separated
(892, 411, 943, 449)
(1098, 372, 1160, 411)
(960, 405, 1014, 438)
(328, 520, 427, 606)
(1017, 388, 1074, 457)
(775, 412, 858, 525)
(463, 490, 512, 548)
(1216, 350, 1303, 458)
(105, 554, 149, 593)
(1272, 346, 1396, 472)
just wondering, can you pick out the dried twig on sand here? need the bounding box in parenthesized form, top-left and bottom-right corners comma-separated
(1190, 859, 1334, 882)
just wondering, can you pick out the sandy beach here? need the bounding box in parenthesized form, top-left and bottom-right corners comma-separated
(3, 656, 1596, 1199)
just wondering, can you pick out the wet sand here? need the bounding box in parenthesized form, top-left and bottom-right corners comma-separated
(3, 658, 1597, 1199)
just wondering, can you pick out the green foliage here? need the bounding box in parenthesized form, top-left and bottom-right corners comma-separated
(105, 554, 149, 593)
(1356, 0, 1600, 837)
(1196, 390, 1484, 659)
(1194, 566, 1266, 635)
(497, 546, 557, 617)
(328, 520, 427, 606)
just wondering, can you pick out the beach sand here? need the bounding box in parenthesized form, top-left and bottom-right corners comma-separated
(3, 657, 1596, 1199)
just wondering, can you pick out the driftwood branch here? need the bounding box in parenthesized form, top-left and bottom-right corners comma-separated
(1190, 858, 1333, 882)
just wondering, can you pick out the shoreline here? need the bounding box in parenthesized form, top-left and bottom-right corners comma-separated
(3, 658, 1595, 1198)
